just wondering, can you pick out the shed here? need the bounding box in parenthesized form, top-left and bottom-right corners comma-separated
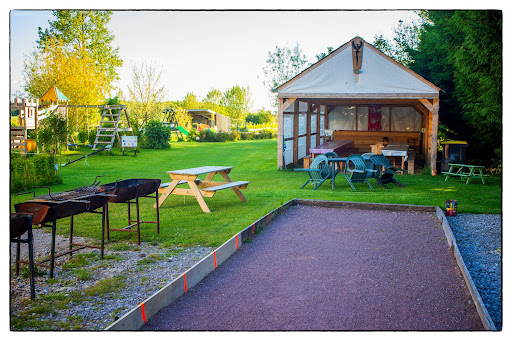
(187, 109, 231, 132)
(275, 36, 441, 172)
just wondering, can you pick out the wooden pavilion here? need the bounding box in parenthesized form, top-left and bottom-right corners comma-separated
(275, 36, 441, 172)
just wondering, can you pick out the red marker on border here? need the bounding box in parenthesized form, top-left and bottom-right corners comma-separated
(140, 303, 146, 323)
(183, 273, 187, 292)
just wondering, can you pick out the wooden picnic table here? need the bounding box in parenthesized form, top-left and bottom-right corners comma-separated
(442, 163, 488, 184)
(155, 166, 249, 213)
(381, 144, 409, 173)
(309, 140, 354, 158)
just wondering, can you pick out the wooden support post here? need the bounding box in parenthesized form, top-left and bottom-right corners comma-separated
(278, 97, 296, 169)
(293, 100, 299, 164)
(430, 99, 440, 174)
(325, 106, 330, 131)
(306, 101, 312, 154)
(316, 105, 321, 146)
(276, 97, 284, 168)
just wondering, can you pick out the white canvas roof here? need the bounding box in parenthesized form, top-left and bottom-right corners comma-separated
(276, 37, 440, 99)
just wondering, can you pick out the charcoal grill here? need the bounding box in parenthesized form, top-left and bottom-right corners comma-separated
(10, 212, 35, 299)
(14, 178, 112, 278)
(100, 179, 161, 245)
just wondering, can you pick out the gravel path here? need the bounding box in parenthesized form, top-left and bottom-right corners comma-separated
(10, 228, 213, 330)
(447, 214, 502, 330)
(142, 205, 483, 331)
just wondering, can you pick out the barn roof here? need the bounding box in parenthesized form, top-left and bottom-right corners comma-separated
(275, 36, 440, 99)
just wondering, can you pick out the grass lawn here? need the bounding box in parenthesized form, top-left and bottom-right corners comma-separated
(10, 139, 502, 248)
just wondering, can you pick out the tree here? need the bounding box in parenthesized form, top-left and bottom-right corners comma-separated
(245, 108, 274, 125)
(24, 10, 123, 130)
(220, 85, 253, 120)
(315, 46, 334, 62)
(37, 10, 122, 85)
(204, 89, 223, 106)
(262, 43, 310, 107)
(410, 10, 502, 162)
(127, 61, 167, 125)
(372, 14, 429, 67)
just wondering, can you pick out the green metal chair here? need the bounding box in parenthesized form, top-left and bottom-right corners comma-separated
(323, 151, 340, 176)
(344, 154, 377, 191)
(295, 154, 333, 190)
(369, 154, 406, 189)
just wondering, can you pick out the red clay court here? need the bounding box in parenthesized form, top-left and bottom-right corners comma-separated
(141, 205, 483, 331)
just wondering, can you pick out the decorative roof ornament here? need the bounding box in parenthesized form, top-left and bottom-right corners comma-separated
(351, 37, 364, 82)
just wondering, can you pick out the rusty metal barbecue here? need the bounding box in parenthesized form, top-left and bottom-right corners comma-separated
(14, 176, 114, 278)
(100, 178, 161, 245)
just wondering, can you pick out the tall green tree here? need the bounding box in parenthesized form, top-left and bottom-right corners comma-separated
(262, 43, 310, 107)
(375, 10, 502, 163)
(410, 10, 502, 162)
(221, 85, 253, 120)
(37, 10, 122, 85)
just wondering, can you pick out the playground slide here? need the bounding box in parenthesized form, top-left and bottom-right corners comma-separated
(177, 126, 189, 136)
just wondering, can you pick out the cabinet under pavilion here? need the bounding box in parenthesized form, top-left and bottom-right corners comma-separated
(276, 37, 441, 171)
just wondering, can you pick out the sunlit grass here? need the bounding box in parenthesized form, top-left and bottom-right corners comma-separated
(10, 139, 501, 248)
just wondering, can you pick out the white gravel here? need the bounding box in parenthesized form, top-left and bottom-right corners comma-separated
(10, 228, 213, 330)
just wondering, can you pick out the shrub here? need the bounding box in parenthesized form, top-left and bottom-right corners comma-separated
(37, 113, 68, 155)
(142, 120, 171, 149)
(11, 153, 61, 193)
(187, 129, 274, 142)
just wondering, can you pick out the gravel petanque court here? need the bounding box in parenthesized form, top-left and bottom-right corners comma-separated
(142, 205, 483, 331)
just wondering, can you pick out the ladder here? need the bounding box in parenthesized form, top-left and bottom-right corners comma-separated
(11, 126, 28, 153)
(92, 106, 134, 151)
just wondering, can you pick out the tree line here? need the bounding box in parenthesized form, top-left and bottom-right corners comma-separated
(21, 10, 272, 136)
(21, 10, 501, 166)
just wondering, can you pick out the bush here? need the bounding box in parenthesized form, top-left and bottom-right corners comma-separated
(11, 153, 62, 193)
(37, 113, 68, 155)
(142, 120, 171, 149)
(187, 129, 274, 142)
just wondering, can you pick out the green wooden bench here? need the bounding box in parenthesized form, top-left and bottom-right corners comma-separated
(442, 163, 489, 184)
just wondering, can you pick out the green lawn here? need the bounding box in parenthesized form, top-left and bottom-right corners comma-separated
(11, 139, 502, 248)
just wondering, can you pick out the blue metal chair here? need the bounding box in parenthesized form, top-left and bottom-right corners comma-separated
(369, 154, 406, 189)
(344, 154, 377, 191)
(295, 155, 333, 190)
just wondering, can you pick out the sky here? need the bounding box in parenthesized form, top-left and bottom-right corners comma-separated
(10, 9, 422, 112)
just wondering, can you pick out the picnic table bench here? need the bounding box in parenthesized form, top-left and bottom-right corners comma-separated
(442, 163, 489, 184)
(155, 166, 249, 213)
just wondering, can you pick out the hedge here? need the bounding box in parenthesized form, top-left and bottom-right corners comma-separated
(10, 153, 62, 193)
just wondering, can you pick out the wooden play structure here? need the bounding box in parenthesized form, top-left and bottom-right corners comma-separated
(275, 36, 441, 172)
(10, 86, 134, 154)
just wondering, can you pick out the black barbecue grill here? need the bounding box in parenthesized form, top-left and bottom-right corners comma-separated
(100, 179, 161, 245)
(14, 177, 113, 278)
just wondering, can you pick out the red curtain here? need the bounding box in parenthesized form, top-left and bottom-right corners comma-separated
(368, 105, 382, 131)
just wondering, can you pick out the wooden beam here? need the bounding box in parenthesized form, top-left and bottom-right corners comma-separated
(282, 98, 296, 112)
(277, 98, 284, 169)
(278, 93, 439, 99)
(419, 98, 434, 112)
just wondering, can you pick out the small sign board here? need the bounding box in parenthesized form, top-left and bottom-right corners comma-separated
(122, 136, 138, 148)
